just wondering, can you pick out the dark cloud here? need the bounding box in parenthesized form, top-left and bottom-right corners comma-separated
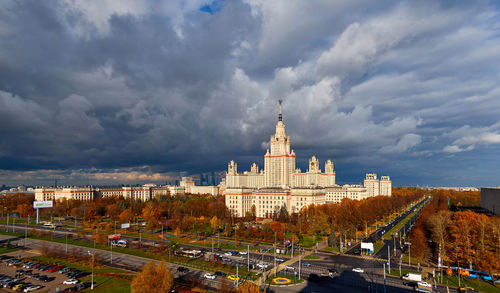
(0, 0, 499, 187)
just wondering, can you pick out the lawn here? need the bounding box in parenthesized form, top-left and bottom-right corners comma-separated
(266, 273, 305, 285)
(321, 246, 340, 253)
(373, 240, 385, 254)
(440, 274, 499, 293)
(0, 246, 19, 254)
(304, 254, 320, 260)
(30, 255, 133, 293)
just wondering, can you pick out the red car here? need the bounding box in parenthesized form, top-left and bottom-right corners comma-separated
(47, 266, 62, 272)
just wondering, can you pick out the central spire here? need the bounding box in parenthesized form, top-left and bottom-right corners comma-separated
(278, 99, 283, 121)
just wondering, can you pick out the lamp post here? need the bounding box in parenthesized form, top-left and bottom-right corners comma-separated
(25, 215, 29, 248)
(405, 242, 412, 266)
(87, 251, 94, 290)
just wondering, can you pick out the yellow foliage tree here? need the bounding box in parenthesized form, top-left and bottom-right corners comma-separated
(237, 282, 262, 293)
(131, 261, 173, 293)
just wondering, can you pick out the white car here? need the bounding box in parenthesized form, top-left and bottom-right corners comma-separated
(417, 281, 432, 288)
(204, 273, 216, 280)
(275, 258, 285, 262)
(352, 268, 364, 273)
(256, 263, 269, 269)
(24, 285, 42, 292)
(285, 265, 295, 270)
(238, 251, 247, 255)
(224, 252, 232, 256)
(63, 279, 79, 285)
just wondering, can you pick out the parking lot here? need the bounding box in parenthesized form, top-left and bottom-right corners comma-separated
(0, 250, 91, 293)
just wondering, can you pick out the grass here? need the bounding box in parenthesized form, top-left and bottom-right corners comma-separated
(400, 254, 423, 265)
(440, 274, 499, 293)
(321, 246, 340, 253)
(304, 254, 320, 260)
(29, 255, 133, 293)
(266, 273, 305, 285)
(373, 240, 385, 254)
(0, 246, 19, 254)
(299, 235, 323, 248)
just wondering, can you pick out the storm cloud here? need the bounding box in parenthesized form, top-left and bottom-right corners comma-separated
(1, 0, 499, 187)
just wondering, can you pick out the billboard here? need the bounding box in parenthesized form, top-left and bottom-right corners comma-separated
(33, 201, 53, 209)
(121, 223, 131, 229)
(361, 242, 374, 252)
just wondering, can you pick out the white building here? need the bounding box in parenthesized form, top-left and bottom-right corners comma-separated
(224, 102, 391, 218)
(35, 179, 218, 202)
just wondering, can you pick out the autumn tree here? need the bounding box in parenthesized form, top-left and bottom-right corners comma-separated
(142, 201, 161, 230)
(16, 203, 34, 217)
(237, 282, 263, 293)
(427, 210, 451, 263)
(119, 209, 135, 223)
(210, 216, 219, 233)
(131, 261, 173, 293)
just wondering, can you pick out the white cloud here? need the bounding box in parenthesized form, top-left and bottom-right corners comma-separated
(380, 134, 422, 154)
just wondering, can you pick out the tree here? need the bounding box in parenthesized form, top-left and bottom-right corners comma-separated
(427, 210, 451, 262)
(131, 261, 173, 293)
(237, 282, 263, 293)
(119, 209, 134, 223)
(17, 203, 34, 217)
(106, 204, 121, 220)
(328, 223, 337, 247)
(142, 202, 161, 230)
(210, 216, 219, 233)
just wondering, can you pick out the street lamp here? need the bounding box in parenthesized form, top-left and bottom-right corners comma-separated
(405, 242, 412, 266)
(87, 251, 94, 290)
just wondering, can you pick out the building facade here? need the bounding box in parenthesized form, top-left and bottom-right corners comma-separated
(35, 177, 219, 202)
(481, 187, 500, 216)
(224, 102, 391, 218)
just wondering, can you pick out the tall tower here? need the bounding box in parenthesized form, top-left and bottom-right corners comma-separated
(264, 100, 296, 187)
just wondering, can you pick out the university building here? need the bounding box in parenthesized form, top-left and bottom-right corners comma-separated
(35, 177, 219, 202)
(223, 102, 391, 218)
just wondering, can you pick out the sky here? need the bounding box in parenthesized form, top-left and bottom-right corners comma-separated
(1, 0, 500, 187)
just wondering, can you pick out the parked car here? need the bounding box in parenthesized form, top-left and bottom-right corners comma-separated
(177, 267, 189, 273)
(214, 271, 226, 277)
(59, 267, 71, 274)
(63, 279, 79, 285)
(23, 285, 42, 292)
(285, 265, 295, 270)
(275, 258, 284, 262)
(302, 262, 311, 267)
(75, 282, 90, 290)
(238, 251, 248, 255)
(203, 273, 216, 280)
(352, 268, 364, 273)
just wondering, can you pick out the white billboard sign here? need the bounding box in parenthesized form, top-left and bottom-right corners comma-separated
(361, 242, 374, 252)
(121, 223, 130, 229)
(33, 201, 53, 209)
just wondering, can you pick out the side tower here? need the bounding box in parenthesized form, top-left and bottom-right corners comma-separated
(364, 173, 380, 197)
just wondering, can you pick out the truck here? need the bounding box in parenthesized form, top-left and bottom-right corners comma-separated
(402, 273, 422, 282)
